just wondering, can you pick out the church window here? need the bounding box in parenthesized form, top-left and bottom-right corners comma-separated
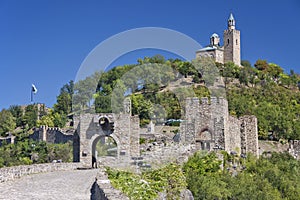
(227, 39, 229, 44)
(236, 39, 238, 45)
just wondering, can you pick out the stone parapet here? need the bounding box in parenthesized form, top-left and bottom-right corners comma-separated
(0, 163, 82, 183)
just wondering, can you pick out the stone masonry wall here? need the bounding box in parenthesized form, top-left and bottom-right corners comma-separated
(240, 116, 259, 157)
(225, 116, 241, 153)
(0, 163, 81, 183)
(130, 116, 140, 157)
(30, 126, 73, 144)
(75, 98, 140, 167)
(223, 29, 241, 66)
(181, 96, 258, 156)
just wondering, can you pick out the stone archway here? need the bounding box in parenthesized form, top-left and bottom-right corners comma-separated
(73, 98, 140, 168)
(91, 134, 119, 168)
(195, 128, 214, 151)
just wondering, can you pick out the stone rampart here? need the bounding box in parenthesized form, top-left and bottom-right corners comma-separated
(0, 163, 81, 183)
(30, 126, 73, 144)
(180, 96, 259, 157)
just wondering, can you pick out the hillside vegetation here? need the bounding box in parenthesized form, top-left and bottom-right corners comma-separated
(0, 55, 299, 168)
(107, 151, 300, 199)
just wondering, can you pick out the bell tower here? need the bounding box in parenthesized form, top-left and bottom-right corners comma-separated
(223, 13, 241, 66)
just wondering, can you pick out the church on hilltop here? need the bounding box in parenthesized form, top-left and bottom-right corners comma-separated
(196, 13, 241, 66)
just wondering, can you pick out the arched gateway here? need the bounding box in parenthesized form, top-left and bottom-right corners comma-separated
(73, 98, 140, 167)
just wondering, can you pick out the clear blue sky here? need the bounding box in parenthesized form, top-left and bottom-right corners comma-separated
(0, 0, 299, 110)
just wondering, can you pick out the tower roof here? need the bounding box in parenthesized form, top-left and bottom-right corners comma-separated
(227, 13, 236, 29)
(210, 33, 219, 38)
(228, 13, 235, 21)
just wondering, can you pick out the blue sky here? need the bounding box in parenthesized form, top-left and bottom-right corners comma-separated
(0, 0, 299, 110)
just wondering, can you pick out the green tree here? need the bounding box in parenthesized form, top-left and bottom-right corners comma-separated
(192, 57, 220, 87)
(73, 72, 102, 111)
(254, 59, 269, 71)
(0, 109, 16, 136)
(241, 60, 252, 68)
(131, 94, 153, 125)
(37, 110, 67, 128)
(54, 92, 72, 115)
(21, 104, 38, 129)
(222, 62, 240, 86)
(8, 105, 23, 127)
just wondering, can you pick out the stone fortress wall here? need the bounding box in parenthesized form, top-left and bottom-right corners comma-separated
(0, 126, 73, 146)
(0, 162, 81, 183)
(0, 96, 260, 168)
(73, 98, 140, 167)
(180, 96, 259, 157)
(29, 126, 73, 144)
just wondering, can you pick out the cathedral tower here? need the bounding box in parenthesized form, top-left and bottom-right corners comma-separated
(223, 13, 241, 66)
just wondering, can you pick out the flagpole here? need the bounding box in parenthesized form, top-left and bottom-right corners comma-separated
(31, 87, 33, 104)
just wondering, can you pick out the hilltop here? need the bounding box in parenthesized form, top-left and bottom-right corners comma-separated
(1, 55, 299, 141)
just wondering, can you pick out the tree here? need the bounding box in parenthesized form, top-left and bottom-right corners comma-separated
(0, 109, 16, 136)
(254, 59, 269, 71)
(37, 110, 67, 128)
(95, 94, 112, 113)
(192, 57, 220, 87)
(37, 113, 55, 127)
(222, 62, 240, 86)
(54, 81, 73, 115)
(131, 94, 153, 125)
(8, 105, 23, 127)
(21, 105, 38, 129)
(268, 63, 283, 82)
(73, 72, 102, 111)
(239, 67, 249, 85)
(241, 60, 252, 68)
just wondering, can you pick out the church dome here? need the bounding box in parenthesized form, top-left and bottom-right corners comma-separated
(210, 33, 219, 38)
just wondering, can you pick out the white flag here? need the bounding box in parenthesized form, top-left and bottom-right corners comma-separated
(32, 84, 38, 94)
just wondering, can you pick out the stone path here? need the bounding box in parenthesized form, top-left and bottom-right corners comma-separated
(0, 169, 99, 200)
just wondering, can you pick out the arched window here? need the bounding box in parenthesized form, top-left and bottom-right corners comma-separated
(236, 39, 238, 45)
(227, 39, 229, 44)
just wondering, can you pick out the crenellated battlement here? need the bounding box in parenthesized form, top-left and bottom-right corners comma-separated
(29, 126, 73, 144)
(188, 96, 228, 106)
(181, 95, 258, 157)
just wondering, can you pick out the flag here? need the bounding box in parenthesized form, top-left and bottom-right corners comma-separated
(32, 84, 38, 94)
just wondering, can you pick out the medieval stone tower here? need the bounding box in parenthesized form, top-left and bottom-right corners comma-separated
(223, 13, 241, 66)
(180, 97, 259, 157)
(196, 13, 241, 66)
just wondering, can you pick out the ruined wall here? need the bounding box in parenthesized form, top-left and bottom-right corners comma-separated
(74, 98, 140, 167)
(180, 97, 198, 144)
(130, 116, 140, 157)
(181, 96, 227, 151)
(211, 97, 228, 150)
(76, 113, 96, 167)
(225, 116, 241, 153)
(113, 113, 131, 158)
(240, 116, 259, 157)
(30, 126, 73, 144)
(0, 163, 81, 183)
(180, 96, 258, 156)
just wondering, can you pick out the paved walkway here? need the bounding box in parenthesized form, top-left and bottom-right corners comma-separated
(0, 169, 99, 200)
